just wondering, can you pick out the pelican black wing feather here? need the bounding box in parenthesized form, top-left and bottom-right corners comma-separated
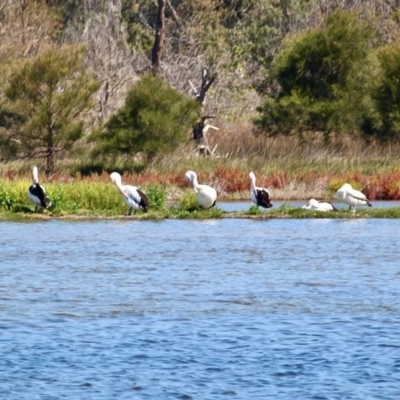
(137, 189, 149, 212)
(256, 189, 273, 208)
(328, 202, 338, 211)
(349, 192, 372, 206)
(29, 184, 51, 208)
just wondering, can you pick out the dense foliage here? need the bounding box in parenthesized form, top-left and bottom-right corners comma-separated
(1, 0, 400, 172)
(255, 10, 376, 138)
(90, 74, 201, 163)
(1, 45, 99, 175)
(363, 43, 400, 139)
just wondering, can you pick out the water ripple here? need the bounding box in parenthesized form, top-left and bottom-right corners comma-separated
(0, 219, 400, 399)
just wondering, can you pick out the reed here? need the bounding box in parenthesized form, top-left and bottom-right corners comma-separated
(1, 164, 400, 219)
(1, 131, 400, 205)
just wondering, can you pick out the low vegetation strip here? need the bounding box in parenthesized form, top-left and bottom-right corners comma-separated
(1, 168, 400, 220)
(1, 187, 400, 222)
(2, 207, 400, 221)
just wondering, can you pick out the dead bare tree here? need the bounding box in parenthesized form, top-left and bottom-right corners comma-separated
(189, 69, 219, 155)
(0, 1, 56, 60)
(149, 0, 219, 154)
(82, 0, 148, 124)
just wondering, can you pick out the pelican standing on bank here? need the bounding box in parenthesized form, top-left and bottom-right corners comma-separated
(110, 172, 149, 215)
(249, 171, 273, 209)
(302, 199, 337, 212)
(28, 166, 52, 212)
(336, 183, 372, 211)
(185, 170, 217, 209)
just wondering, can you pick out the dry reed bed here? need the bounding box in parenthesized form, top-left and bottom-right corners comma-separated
(1, 132, 400, 203)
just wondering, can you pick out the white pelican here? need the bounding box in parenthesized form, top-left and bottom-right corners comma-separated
(185, 170, 217, 209)
(28, 166, 52, 211)
(249, 171, 273, 209)
(110, 172, 149, 215)
(302, 199, 337, 212)
(336, 183, 372, 211)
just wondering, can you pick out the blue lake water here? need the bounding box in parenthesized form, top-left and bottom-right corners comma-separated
(1, 217, 400, 399)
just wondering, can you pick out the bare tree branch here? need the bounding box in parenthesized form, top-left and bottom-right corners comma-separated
(152, 0, 166, 74)
(82, 0, 147, 123)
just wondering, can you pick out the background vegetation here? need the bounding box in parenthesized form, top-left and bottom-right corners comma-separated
(1, 0, 400, 202)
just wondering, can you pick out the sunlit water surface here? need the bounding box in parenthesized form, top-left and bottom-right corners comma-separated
(1, 217, 400, 399)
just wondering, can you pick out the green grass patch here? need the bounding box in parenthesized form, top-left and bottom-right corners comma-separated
(239, 204, 400, 219)
(0, 179, 225, 219)
(2, 177, 400, 220)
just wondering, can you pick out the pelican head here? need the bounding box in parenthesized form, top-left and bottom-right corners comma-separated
(302, 199, 318, 209)
(110, 172, 122, 186)
(249, 171, 257, 190)
(185, 170, 197, 188)
(31, 166, 39, 185)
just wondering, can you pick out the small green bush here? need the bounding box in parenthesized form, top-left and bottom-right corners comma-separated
(177, 192, 199, 211)
(146, 184, 166, 211)
(0, 184, 14, 210)
(48, 185, 79, 214)
(247, 205, 262, 215)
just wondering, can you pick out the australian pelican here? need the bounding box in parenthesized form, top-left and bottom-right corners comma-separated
(336, 183, 372, 211)
(28, 166, 52, 211)
(249, 171, 273, 209)
(185, 170, 217, 209)
(302, 198, 337, 212)
(110, 172, 149, 215)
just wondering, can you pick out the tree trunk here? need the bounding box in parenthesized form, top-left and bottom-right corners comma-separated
(46, 129, 54, 176)
(20, 0, 29, 46)
(152, 0, 166, 75)
(46, 150, 54, 176)
(280, 0, 290, 36)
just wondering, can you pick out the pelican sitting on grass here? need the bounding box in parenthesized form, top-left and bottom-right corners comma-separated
(185, 170, 217, 210)
(249, 171, 273, 209)
(336, 183, 372, 211)
(302, 199, 337, 212)
(110, 172, 149, 215)
(28, 166, 52, 212)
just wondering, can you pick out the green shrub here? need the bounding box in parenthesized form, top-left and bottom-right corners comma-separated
(48, 185, 79, 214)
(247, 204, 262, 215)
(146, 184, 166, 211)
(177, 192, 199, 211)
(361, 43, 400, 139)
(90, 74, 201, 162)
(256, 10, 375, 137)
(0, 184, 14, 210)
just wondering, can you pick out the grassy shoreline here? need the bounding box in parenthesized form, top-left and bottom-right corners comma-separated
(2, 176, 400, 220)
(1, 143, 400, 218)
(2, 203, 400, 221)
